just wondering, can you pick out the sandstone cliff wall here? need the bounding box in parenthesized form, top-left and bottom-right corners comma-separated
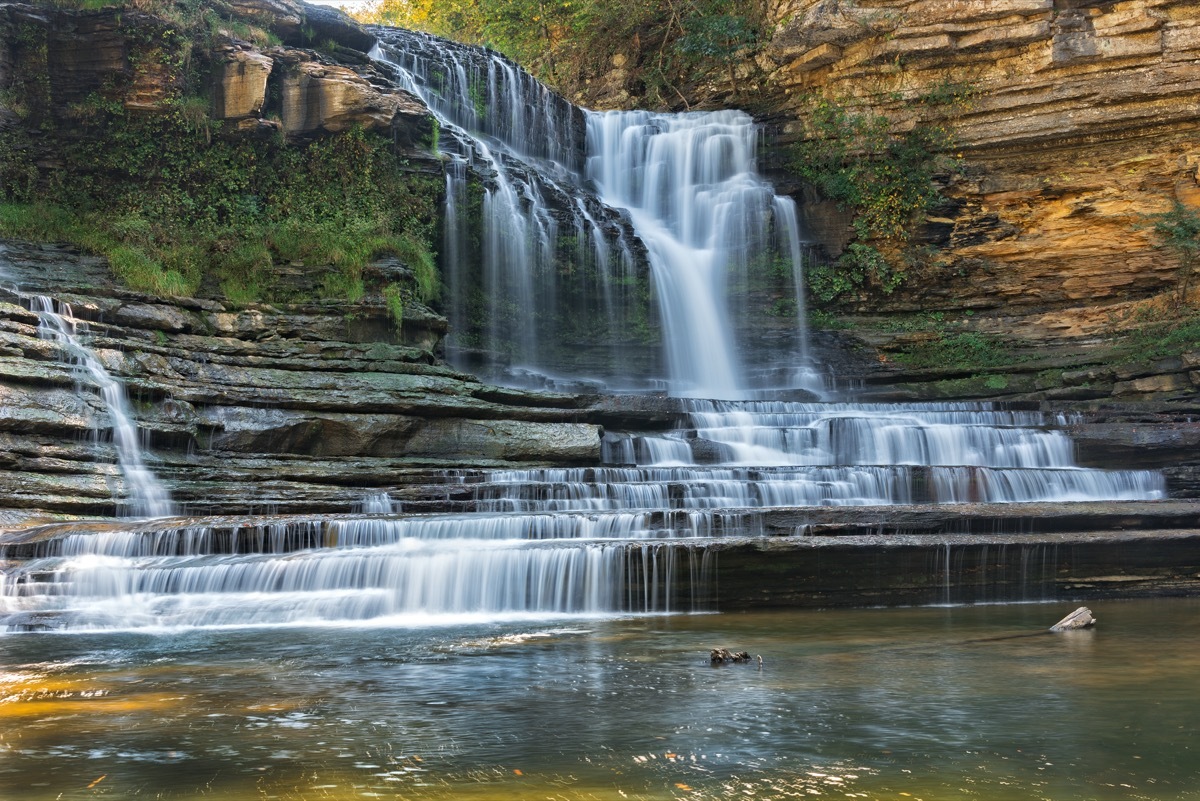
(765, 0, 1200, 334)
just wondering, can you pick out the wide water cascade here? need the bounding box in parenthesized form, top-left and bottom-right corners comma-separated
(0, 396, 1164, 631)
(0, 30, 1171, 633)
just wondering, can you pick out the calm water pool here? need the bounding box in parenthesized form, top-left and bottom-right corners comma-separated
(1, 599, 1197, 800)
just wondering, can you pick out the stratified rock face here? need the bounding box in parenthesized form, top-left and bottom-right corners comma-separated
(212, 48, 274, 121)
(0, 5, 179, 116)
(275, 55, 428, 136)
(764, 0, 1200, 328)
(0, 242, 602, 516)
(0, 1, 425, 142)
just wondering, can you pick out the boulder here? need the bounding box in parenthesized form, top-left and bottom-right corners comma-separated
(1050, 606, 1097, 631)
(277, 56, 428, 136)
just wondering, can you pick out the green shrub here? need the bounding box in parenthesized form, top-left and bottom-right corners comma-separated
(382, 283, 405, 330)
(894, 331, 1012, 371)
(1147, 201, 1200, 304)
(1, 93, 442, 307)
(792, 96, 962, 303)
(107, 245, 196, 297)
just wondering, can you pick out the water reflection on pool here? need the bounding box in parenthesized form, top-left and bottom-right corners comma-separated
(1, 600, 1197, 800)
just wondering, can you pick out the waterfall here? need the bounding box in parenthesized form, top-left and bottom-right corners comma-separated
(0, 517, 711, 630)
(0, 247, 174, 517)
(0, 31, 1171, 632)
(30, 296, 176, 517)
(372, 31, 625, 388)
(371, 29, 813, 397)
(586, 110, 818, 398)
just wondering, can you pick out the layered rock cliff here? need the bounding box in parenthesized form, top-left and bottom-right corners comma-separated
(0, 240, 601, 519)
(765, 0, 1200, 399)
(761, 0, 1200, 323)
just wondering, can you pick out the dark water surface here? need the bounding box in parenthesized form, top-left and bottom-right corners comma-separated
(2, 600, 1197, 800)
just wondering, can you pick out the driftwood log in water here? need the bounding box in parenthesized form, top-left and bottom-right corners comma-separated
(1050, 606, 1097, 631)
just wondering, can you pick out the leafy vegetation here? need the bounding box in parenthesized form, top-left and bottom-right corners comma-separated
(892, 331, 1013, 371)
(358, 0, 768, 105)
(1147, 200, 1200, 305)
(1112, 308, 1200, 364)
(1, 106, 440, 304)
(0, 13, 440, 308)
(792, 95, 963, 303)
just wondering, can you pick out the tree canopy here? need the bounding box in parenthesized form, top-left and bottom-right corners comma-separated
(355, 0, 767, 106)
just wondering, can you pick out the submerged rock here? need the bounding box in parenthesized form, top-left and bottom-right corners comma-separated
(710, 648, 752, 664)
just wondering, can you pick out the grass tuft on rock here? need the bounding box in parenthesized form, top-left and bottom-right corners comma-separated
(1, 96, 442, 307)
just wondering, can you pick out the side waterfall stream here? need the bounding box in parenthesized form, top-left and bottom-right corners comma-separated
(0, 27, 1192, 801)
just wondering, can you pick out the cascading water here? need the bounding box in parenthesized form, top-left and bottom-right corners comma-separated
(31, 296, 176, 518)
(587, 110, 821, 397)
(0, 29, 1170, 633)
(371, 29, 814, 396)
(371, 30, 646, 389)
(0, 249, 174, 518)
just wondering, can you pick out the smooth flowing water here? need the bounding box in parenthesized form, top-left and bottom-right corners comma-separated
(372, 29, 815, 396)
(2, 600, 1197, 801)
(0, 27, 1188, 801)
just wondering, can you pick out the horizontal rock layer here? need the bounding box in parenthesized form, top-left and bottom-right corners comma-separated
(762, 0, 1200, 327)
(0, 240, 602, 516)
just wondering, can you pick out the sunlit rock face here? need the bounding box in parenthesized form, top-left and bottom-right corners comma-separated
(763, 0, 1200, 327)
(211, 48, 274, 122)
(274, 54, 429, 136)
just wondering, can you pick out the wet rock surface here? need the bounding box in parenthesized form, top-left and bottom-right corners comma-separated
(0, 240, 602, 515)
(702, 527, 1200, 609)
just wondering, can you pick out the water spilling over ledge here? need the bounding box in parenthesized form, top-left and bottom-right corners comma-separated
(372, 28, 817, 397)
(0, 26, 1190, 634)
(0, 392, 1178, 632)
